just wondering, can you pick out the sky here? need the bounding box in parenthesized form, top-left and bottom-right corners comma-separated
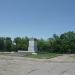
(0, 0, 75, 39)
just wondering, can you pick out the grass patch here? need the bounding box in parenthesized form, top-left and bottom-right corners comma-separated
(0, 52, 11, 55)
(24, 52, 60, 59)
(0, 52, 61, 59)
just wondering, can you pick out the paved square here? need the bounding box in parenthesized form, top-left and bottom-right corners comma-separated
(0, 55, 75, 75)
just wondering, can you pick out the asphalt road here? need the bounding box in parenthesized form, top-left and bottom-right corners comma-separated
(0, 55, 75, 75)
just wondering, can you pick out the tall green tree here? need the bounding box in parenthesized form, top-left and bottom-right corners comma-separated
(0, 37, 5, 51)
(4, 37, 12, 51)
(60, 31, 75, 53)
(14, 37, 29, 51)
(14, 37, 21, 50)
(48, 38, 55, 52)
(19, 37, 29, 50)
(37, 39, 49, 52)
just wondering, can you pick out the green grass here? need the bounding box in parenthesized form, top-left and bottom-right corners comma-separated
(24, 52, 60, 59)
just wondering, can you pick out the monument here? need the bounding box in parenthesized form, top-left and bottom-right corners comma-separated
(28, 38, 38, 53)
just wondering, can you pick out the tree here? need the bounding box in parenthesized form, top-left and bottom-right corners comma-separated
(14, 37, 29, 51)
(14, 37, 21, 50)
(60, 31, 75, 53)
(48, 38, 55, 52)
(37, 39, 49, 52)
(4, 37, 12, 51)
(0, 37, 5, 51)
(19, 37, 29, 50)
(52, 34, 62, 53)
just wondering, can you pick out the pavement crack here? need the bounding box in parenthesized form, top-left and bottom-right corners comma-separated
(60, 68, 70, 75)
(27, 68, 39, 74)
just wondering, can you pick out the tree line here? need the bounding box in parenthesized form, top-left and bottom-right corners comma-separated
(0, 31, 75, 53)
(0, 37, 29, 52)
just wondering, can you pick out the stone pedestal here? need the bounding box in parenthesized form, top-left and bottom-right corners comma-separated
(28, 38, 38, 53)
